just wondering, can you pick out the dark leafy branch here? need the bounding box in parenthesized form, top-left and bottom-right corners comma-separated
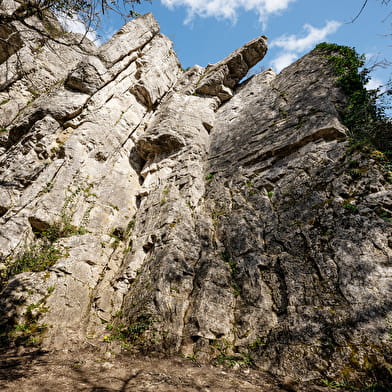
(0, 1, 149, 28)
(316, 43, 392, 162)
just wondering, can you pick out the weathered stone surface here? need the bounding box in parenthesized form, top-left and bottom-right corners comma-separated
(0, 7, 391, 388)
(65, 56, 108, 95)
(196, 35, 268, 101)
(0, 23, 23, 64)
(203, 54, 392, 381)
(0, 11, 181, 349)
(98, 12, 160, 66)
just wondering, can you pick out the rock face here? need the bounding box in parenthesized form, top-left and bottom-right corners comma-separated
(0, 3, 391, 386)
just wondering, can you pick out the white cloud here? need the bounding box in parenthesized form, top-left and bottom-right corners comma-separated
(160, 0, 296, 23)
(58, 14, 100, 44)
(269, 20, 341, 73)
(271, 21, 341, 52)
(270, 52, 298, 73)
(366, 77, 383, 91)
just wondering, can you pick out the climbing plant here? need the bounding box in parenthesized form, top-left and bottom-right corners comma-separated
(315, 43, 391, 161)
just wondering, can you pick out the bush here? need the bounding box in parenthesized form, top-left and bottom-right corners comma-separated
(315, 43, 391, 161)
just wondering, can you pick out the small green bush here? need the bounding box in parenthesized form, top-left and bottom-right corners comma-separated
(104, 313, 153, 346)
(11, 242, 62, 275)
(343, 202, 358, 213)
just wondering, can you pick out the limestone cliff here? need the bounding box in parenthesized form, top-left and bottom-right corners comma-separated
(0, 4, 391, 386)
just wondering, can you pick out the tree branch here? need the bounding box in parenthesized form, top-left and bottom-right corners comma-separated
(347, 0, 369, 24)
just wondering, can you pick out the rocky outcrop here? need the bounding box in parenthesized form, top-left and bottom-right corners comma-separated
(0, 3, 391, 387)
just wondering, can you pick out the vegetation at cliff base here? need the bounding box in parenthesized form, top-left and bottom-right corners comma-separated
(315, 43, 391, 162)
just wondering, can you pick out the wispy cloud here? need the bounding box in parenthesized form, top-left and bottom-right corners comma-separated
(271, 21, 341, 52)
(270, 20, 341, 72)
(160, 0, 296, 23)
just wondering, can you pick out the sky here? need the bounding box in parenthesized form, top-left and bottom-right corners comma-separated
(66, 0, 391, 91)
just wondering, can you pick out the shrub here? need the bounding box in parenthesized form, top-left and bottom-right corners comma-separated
(315, 43, 391, 162)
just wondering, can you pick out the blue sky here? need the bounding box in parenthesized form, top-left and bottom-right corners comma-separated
(67, 0, 391, 90)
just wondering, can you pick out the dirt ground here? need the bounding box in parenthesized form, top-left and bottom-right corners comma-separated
(0, 348, 353, 392)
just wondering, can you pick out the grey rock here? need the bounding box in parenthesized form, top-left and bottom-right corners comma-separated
(98, 13, 160, 66)
(65, 56, 108, 95)
(196, 35, 268, 101)
(0, 10, 390, 387)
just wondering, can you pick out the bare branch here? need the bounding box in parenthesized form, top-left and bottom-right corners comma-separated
(347, 0, 369, 24)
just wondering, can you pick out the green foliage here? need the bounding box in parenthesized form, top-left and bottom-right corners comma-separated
(126, 218, 136, 234)
(108, 203, 119, 211)
(47, 285, 56, 294)
(0, 294, 51, 348)
(206, 173, 215, 180)
(124, 314, 153, 342)
(104, 313, 153, 347)
(0, 0, 146, 29)
(249, 337, 264, 351)
(1, 201, 87, 288)
(5, 218, 83, 279)
(11, 242, 63, 275)
(376, 208, 392, 224)
(186, 353, 198, 362)
(38, 181, 54, 196)
(315, 43, 391, 163)
(0, 128, 8, 132)
(221, 252, 240, 296)
(210, 339, 254, 368)
(0, 99, 9, 105)
(343, 202, 359, 213)
(278, 106, 288, 118)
